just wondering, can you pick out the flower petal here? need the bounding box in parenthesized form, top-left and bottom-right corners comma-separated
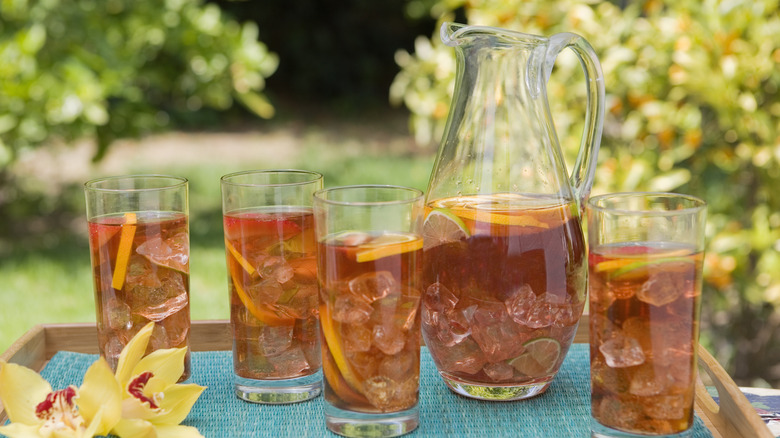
(0, 422, 45, 438)
(116, 322, 155, 386)
(151, 383, 205, 425)
(112, 418, 157, 438)
(78, 357, 122, 435)
(122, 396, 158, 421)
(0, 361, 51, 425)
(131, 347, 187, 386)
(155, 424, 205, 438)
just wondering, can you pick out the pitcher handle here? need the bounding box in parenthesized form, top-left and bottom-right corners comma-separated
(545, 33, 605, 207)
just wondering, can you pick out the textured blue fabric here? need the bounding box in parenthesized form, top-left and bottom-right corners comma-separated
(29, 345, 713, 437)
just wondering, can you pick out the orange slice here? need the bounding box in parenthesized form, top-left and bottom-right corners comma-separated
(450, 207, 550, 228)
(322, 348, 368, 406)
(355, 234, 423, 263)
(319, 304, 363, 393)
(224, 238, 256, 277)
(111, 213, 137, 290)
(227, 259, 295, 326)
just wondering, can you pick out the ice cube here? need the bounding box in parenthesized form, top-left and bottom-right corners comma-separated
(397, 288, 421, 331)
(286, 284, 319, 318)
(131, 270, 189, 322)
(483, 362, 514, 382)
(267, 347, 310, 377)
(643, 395, 686, 420)
(470, 301, 526, 362)
(349, 271, 398, 303)
(591, 356, 630, 393)
(260, 324, 294, 356)
(342, 323, 372, 353)
(629, 364, 667, 396)
(637, 270, 686, 307)
(136, 234, 189, 270)
(363, 375, 418, 412)
(373, 325, 406, 355)
(423, 282, 458, 315)
(599, 334, 646, 368)
(125, 255, 162, 288)
(378, 351, 416, 382)
(597, 397, 643, 431)
(151, 310, 189, 349)
(504, 284, 538, 326)
(432, 338, 486, 375)
(332, 294, 373, 324)
(435, 316, 471, 347)
(347, 351, 380, 380)
(246, 279, 284, 304)
(103, 336, 125, 370)
(106, 298, 133, 331)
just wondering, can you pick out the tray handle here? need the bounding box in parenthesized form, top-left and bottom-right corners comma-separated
(696, 344, 774, 438)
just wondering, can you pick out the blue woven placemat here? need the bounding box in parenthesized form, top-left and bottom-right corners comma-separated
(26, 345, 711, 437)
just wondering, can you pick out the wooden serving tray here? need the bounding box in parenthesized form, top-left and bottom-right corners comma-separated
(0, 317, 772, 437)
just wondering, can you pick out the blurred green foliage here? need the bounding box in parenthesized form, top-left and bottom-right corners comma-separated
(391, 0, 780, 386)
(0, 0, 278, 166)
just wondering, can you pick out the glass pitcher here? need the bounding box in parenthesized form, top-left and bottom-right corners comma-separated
(421, 23, 605, 400)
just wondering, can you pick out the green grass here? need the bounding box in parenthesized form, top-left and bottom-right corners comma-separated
(0, 137, 434, 354)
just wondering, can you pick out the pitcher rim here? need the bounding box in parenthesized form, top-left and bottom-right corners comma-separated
(441, 22, 547, 47)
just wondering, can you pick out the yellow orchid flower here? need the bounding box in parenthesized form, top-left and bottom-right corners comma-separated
(0, 356, 122, 438)
(111, 322, 206, 438)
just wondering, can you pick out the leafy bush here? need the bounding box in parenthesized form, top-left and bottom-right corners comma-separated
(392, 0, 780, 386)
(0, 0, 278, 166)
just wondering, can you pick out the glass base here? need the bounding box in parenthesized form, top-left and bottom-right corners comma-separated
(324, 403, 419, 437)
(591, 417, 693, 438)
(234, 370, 322, 404)
(440, 371, 552, 401)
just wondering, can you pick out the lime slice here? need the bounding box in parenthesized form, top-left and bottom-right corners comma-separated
(423, 209, 470, 250)
(611, 256, 694, 280)
(508, 337, 562, 377)
(354, 233, 423, 263)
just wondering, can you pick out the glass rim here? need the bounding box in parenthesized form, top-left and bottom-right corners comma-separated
(220, 169, 323, 187)
(84, 174, 188, 192)
(587, 191, 706, 216)
(313, 185, 424, 207)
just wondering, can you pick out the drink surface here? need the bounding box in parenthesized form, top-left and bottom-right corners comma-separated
(589, 243, 703, 435)
(421, 194, 586, 387)
(224, 207, 321, 380)
(88, 211, 191, 379)
(318, 231, 422, 413)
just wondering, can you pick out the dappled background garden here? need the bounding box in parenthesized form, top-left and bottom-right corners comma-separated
(1, 0, 779, 389)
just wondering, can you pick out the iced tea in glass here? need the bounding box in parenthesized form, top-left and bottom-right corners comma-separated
(314, 185, 423, 438)
(85, 175, 191, 380)
(221, 170, 323, 403)
(587, 193, 706, 438)
(421, 194, 587, 400)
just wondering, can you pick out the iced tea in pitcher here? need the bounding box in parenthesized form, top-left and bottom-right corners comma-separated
(421, 194, 586, 399)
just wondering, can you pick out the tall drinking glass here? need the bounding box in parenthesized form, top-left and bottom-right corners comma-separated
(587, 193, 706, 438)
(221, 169, 323, 403)
(85, 175, 191, 380)
(314, 185, 424, 437)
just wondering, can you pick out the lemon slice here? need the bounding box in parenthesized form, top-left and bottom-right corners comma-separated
(611, 256, 695, 280)
(508, 337, 561, 376)
(354, 233, 423, 263)
(452, 207, 550, 228)
(319, 304, 363, 392)
(423, 209, 470, 250)
(111, 213, 137, 290)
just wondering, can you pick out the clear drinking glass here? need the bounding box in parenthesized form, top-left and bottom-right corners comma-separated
(221, 169, 323, 403)
(587, 192, 706, 438)
(313, 185, 424, 438)
(85, 175, 191, 380)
